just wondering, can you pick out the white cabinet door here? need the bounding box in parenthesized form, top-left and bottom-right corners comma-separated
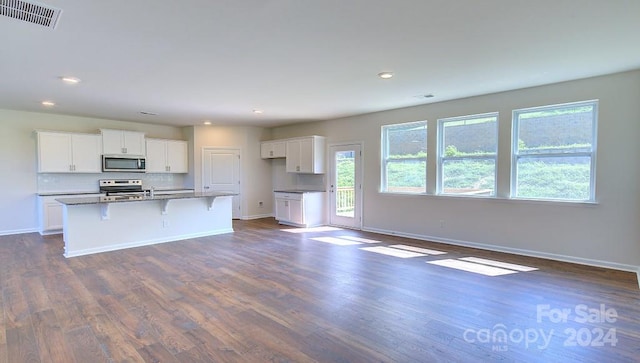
(145, 139, 167, 172)
(275, 198, 290, 221)
(71, 134, 102, 172)
(166, 140, 188, 173)
(122, 131, 145, 155)
(261, 141, 287, 159)
(38, 132, 102, 173)
(101, 129, 145, 155)
(44, 202, 63, 232)
(38, 132, 73, 172)
(286, 139, 302, 172)
(285, 136, 325, 174)
(146, 139, 188, 173)
(289, 199, 303, 225)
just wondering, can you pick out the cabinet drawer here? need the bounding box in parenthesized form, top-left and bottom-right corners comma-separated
(274, 192, 302, 201)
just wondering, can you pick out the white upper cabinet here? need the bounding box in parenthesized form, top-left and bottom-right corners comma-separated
(260, 140, 286, 159)
(145, 138, 188, 173)
(286, 136, 325, 174)
(37, 131, 102, 173)
(101, 129, 145, 155)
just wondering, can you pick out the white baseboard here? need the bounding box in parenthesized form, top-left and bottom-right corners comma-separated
(0, 227, 38, 236)
(241, 213, 273, 220)
(64, 228, 234, 258)
(362, 226, 640, 275)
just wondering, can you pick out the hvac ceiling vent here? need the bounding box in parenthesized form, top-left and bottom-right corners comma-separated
(0, 0, 62, 29)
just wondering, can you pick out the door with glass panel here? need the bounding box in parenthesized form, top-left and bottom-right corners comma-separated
(329, 144, 362, 229)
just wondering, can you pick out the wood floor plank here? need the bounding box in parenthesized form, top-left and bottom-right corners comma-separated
(31, 309, 74, 363)
(1, 221, 639, 362)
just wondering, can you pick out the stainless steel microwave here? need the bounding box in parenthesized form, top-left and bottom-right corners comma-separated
(102, 155, 146, 172)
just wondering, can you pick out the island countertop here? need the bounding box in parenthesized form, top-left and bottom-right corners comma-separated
(56, 192, 236, 206)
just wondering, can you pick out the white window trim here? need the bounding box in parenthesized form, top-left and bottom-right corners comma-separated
(380, 120, 428, 194)
(510, 100, 598, 202)
(437, 112, 499, 196)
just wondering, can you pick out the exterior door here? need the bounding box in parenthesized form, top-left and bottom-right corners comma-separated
(329, 143, 362, 229)
(202, 148, 241, 219)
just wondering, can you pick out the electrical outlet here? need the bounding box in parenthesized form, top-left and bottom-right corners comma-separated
(258, 201, 264, 208)
(439, 219, 445, 228)
(163, 220, 169, 228)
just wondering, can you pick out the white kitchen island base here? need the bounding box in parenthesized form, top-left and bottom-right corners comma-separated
(60, 195, 233, 257)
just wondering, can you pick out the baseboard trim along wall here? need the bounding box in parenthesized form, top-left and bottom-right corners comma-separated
(242, 213, 273, 221)
(0, 228, 38, 236)
(363, 226, 640, 285)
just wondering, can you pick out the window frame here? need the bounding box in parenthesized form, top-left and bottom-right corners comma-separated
(511, 100, 598, 202)
(380, 120, 428, 194)
(436, 112, 499, 197)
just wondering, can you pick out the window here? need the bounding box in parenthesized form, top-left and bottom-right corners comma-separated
(512, 100, 597, 201)
(437, 113, 498, 196)
(381, 121, 427, 193)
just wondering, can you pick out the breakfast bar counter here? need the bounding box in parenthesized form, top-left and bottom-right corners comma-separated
(56, 192, 236, 257)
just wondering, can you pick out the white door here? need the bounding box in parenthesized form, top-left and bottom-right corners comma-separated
(203, 148, 241, 219)
(329, 143, 362, 229)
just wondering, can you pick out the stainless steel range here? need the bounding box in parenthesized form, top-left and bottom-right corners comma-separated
(99, 179, 147, 201)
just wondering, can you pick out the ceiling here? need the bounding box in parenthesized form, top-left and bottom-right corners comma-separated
(2, 1, 639, 128)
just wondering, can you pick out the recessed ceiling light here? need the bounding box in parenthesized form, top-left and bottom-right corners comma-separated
(378, 72, 394, 79)
(60, 76, 81, 84)
(41, 101, 55, 107)
(253, 109, 264, 114)
(203, 121, 212, 125)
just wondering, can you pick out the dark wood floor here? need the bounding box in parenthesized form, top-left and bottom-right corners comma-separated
(1, 218, 639, 362)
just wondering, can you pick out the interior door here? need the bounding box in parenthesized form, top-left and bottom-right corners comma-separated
(329, 143, 362, 229)
(202, 148, 241, 219)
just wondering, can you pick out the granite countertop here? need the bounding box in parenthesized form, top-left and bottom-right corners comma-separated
(38, 191, 104, 196)
(56, 192, 237, 206)
(273, 190, 326, 193)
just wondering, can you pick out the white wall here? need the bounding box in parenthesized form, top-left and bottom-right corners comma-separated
(191, 125, 273, 219)
(0, 109, 187, 234)
(270, 70, 640, 271)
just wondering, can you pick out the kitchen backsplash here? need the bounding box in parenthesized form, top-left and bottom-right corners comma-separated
(37, 173, 187, 193)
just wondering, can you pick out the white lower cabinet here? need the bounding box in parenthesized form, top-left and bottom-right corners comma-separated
(274, 191, 325, 227)
(38, 193, 104, 235)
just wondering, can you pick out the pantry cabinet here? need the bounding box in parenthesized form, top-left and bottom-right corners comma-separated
(285, 136, 325, 174)
(101, 129, 145, 155)
(37, 131, 102, 173)
(145, 139, 188, 173)
(260, 141, 286, 159)
(274, 191, 325, 227)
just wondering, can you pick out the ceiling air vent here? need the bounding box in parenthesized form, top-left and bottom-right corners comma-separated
(0, 0, 62, 29)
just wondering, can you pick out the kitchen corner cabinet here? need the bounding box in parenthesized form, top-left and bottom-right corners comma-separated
(38, 193, 104, 234)
(37, 131, 102, 173)
(285, 136, 326, 174)
(145, 139, 188, 173)
(274, 192, 325, 227)
(260, 140, 286, 159)
(101, 129, 145, 155)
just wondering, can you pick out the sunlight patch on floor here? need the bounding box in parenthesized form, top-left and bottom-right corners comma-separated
(339, 236, 381, 244)
(281, 226, 344, 233)
(459, 257, 538, 272)
(427, 259, 518, 276)
(311, 237, 363, 246)
(389, 244, 447, 255)
(360, 246, 427, 258)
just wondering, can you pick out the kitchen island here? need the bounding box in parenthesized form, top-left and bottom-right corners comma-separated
(56, 192, 236, 257)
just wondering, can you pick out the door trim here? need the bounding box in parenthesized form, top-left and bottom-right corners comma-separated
(328, 142, 364, 230)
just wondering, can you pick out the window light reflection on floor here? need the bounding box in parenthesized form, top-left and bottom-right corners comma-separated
(281, 226, 344, 233)
(428, 259, 519, 276)
(389, 244, 447, 255)
(311, 236, 363, 246)
(360, 246, 427, 258)
(459, 257, 538, 272)
(339, 236, 381, 244)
